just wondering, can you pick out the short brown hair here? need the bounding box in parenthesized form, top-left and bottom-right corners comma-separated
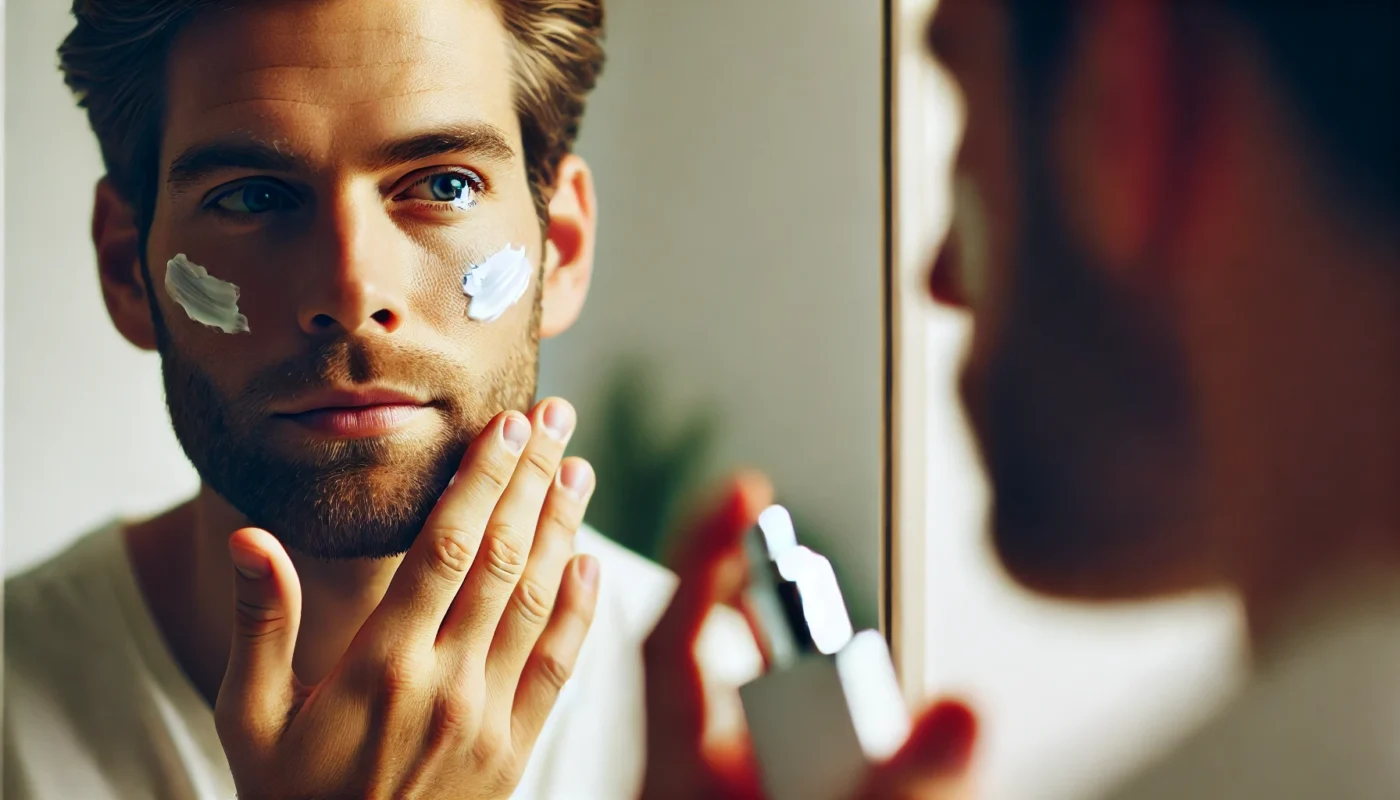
(1006, 1, 1400, 229)
(58, 0, 605, 230)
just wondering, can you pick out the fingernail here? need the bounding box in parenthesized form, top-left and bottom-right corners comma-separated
(559, 460, 595, 499)
(543, 399, 576, 441)
(502, 414, 530, 453)
(230, 545, 270, 580)
(577, 555, 600, 589)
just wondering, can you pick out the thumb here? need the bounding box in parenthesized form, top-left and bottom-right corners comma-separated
(215, 527, 303, 748)
(858, 699, 978, 799)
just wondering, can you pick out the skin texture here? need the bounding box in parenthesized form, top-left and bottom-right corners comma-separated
(99, 0, 592, 561)
(88, 0, 612, 795)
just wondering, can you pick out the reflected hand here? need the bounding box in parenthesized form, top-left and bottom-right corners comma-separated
(853, 701, 978, 800)
(213, 399, 599, 799)
(641, 471, 773, 800)
(639, 471, 980, 800)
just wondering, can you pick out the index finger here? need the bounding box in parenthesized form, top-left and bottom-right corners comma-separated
(642, 471, 773, 744)
(366, 410, 532, 649)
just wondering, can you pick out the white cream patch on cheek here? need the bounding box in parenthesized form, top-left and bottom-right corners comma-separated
(164, 254, 251, 334)
(462, 244, 531, 323)
(951, 174, 991, 307)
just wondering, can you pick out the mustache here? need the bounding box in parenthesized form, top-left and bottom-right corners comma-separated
(239, 338, 464, 410)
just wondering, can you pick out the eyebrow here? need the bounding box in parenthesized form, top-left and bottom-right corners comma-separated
(165, 122, 516, 197)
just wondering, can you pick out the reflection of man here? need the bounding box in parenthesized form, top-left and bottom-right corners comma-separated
(4, 1, 753, 797)
(648, 1, 1399, 797)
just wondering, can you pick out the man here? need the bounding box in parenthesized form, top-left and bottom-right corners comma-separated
(4, 1, 757, 797)
(646, 1, 1398, 797)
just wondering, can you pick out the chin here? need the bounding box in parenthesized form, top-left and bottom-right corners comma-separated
(240, 468, 442, 561)
(987, 490, 1215, 602)
(196, 436, 465, 561)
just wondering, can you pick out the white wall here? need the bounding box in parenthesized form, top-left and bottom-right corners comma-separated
(5, 0, 200, 575)
(542, 0, 885, 619)
(898, 2, 1247, 798)
(4, 0, 888, 627)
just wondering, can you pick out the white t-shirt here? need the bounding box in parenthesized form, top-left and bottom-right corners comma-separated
(4, 521, 761, 799)
(1102, 571, 1400, 800)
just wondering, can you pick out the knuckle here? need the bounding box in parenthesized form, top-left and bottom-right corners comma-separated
(432, 690, 476, 740)
(427, 528, 477, 580)
(522, 450, 557, 483)
(234, 598, 287, 640)
(482, 526, 529, 582)
(560, 581, 599, 627)
(511, 578, 554, 626)
(540, 500, 581, 536)
(531, 649, 574, 693)
(377, 651, 428, 699)
(467, 459, 512, 498)
(470, 724, 510, 764)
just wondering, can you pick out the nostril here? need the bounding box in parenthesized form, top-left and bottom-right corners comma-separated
(302, 308, 399, 334)
(370, 308, 400, 331)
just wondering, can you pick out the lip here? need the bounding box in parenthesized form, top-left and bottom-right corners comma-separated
(272, 388, 428, 416)
(272, 388, 432, 438)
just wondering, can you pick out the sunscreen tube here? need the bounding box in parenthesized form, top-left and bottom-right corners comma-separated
(738, 505, 911, 800)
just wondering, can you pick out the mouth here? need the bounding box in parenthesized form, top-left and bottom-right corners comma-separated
(271, 388, 434, 438)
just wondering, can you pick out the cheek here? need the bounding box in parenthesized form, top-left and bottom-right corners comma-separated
(408, 248, 471, 328)
(157, 252, 254, 340)
(460, 243, 533, 324)
(157, 316, 266, 403)
(148, 217, 272, 333)
(406, 234, 541, 346)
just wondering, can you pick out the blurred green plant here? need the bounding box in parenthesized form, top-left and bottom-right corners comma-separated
(574, 359, 719, 559)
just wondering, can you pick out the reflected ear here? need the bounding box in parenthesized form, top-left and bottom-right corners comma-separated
(94, 178, 159, 351)
(1056, 1, 1173, 274)
(538, 154, 596, 339)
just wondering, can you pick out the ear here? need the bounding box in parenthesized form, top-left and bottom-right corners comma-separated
(94, 178, 159, 351)
(1055, 0, 1173, 273)
(538, 154, 597, 339)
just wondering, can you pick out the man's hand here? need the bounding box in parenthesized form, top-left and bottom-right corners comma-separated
(213, 398, 599, 800)
(640, 470, 773, 800)
(640, 471, 979, 800)
(854, 702, 978, 800)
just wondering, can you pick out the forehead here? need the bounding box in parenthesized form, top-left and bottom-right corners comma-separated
(163, 0, 519, 160)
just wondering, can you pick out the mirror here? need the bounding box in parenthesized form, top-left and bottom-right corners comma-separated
(4, 0, 886, 797)
(6, 1, 885, 626)
(539, 0, 886, 628)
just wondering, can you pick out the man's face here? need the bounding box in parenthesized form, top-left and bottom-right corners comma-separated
(927, 0, 1203, 598)
(143, 0, 548, 559)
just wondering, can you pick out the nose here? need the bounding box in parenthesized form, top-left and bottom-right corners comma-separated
(297, 192, 408, 336)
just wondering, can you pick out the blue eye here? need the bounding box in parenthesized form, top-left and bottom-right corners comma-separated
(211, 182, 298, 215)
(399, 169, 482, 209)
(430, 174, 470, 202)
